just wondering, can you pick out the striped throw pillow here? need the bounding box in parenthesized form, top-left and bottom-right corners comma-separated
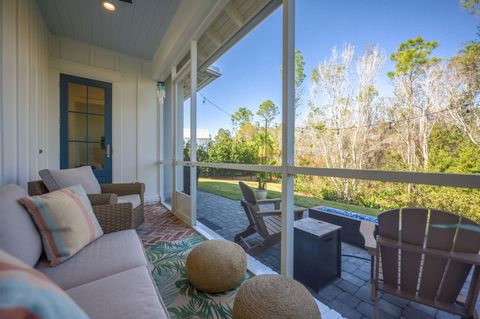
(0, 249, 88, 319)
(19, 184, 103, 266)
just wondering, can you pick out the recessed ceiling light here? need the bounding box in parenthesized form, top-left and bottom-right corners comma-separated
(102, 1, 116, 12)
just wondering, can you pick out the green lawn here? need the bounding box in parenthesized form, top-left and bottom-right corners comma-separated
(198, 177, 381, 217)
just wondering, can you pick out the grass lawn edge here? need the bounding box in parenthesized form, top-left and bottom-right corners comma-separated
(197, 177, 381, 217)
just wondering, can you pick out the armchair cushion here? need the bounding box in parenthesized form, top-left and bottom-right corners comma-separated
(39, 166, 101, 194)
(118, 195, 141, 209)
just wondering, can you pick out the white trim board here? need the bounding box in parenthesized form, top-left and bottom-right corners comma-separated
(153, 0, 229, 81)
(173, 209, 191, 226)
(48, 57, 125, 82)
(199, 0, 282, 71)
(280, 0, 295, 277)
(186, 161, 282, 173)
(144, 194, 161, 204)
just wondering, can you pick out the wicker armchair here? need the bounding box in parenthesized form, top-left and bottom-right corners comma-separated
(27, 180, 145, 234)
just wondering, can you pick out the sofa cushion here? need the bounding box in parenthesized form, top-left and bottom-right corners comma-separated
(118, 194, 141, 208)
(39, 166, 101, 194)
(66, 266, 170, 319)
(36, 229, 147, 290)
(19, 185, 104, 266)
(0, 249, 88, 319)
(0, 184, 43, 267)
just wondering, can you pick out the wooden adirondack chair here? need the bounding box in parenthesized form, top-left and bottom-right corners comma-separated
(234, 182, 306, 255)
(361, 208, 480, 318)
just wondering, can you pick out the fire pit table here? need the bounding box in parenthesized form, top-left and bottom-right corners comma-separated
(294, 217, 341, 291)
(309, 206, 378, 248)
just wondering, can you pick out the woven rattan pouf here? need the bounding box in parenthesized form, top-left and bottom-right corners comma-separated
(186, 240, 247, 293)
(232, 274, 321, 319)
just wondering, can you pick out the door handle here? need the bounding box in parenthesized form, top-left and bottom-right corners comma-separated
(106, 144, 111, 158)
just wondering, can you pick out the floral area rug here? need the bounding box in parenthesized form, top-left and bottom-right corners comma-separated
(145, 236, 251, 319)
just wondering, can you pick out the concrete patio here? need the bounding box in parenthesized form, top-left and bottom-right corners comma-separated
(197, 190, 461, 319)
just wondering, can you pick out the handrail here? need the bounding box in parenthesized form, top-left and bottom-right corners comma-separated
(163, 160, 480, 189)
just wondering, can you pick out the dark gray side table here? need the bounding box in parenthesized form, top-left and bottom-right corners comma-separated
(294, 217, 342, 292)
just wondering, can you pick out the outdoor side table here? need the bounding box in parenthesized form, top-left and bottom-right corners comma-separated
(294, 217, 342, 292)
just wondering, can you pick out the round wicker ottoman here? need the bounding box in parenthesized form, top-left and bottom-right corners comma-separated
(186, 240, 247, 293)
(232, 275, 321, 319)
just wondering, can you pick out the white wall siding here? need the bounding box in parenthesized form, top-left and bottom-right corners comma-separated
(47, 36, 160, 202)
(0, 1, 161, 201)
(0, 1, 3, 185)
(0, 0, 49, 188)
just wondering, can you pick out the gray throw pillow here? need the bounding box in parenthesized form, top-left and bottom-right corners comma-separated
(39, 166, 102, 194)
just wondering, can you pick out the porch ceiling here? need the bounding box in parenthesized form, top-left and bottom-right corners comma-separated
(35, 0, 180, 60)
(35, 0, 281, 82)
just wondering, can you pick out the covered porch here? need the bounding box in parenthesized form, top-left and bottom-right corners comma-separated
(1, 0, 480, 318)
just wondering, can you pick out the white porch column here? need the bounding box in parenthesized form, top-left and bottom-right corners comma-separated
(171, 66, 177, 211)
(156, 82, 166, 202)
(190, 40, 198, 226)
(175, 84, 184, 192)
(281, 0, 295, 277)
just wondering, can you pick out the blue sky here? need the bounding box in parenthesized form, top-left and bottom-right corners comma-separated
(190, 0, 478, 136)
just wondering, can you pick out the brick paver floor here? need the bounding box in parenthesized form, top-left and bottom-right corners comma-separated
(196, 190, 464, 319)
(137, 204, 198, 247)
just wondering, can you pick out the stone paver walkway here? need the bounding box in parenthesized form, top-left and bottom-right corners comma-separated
(197, 190, 462, 319)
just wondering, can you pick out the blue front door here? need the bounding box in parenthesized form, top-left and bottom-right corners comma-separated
(60, 74, 113, 183)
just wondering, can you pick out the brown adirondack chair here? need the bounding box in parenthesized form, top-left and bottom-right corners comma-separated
(361, 208, 480, 318)
(234, 182, 306, 255)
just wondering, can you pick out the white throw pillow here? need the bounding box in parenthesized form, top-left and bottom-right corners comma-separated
(39, 166, 102, 194)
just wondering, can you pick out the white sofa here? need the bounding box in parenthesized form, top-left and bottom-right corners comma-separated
(0, 184, 170, 319)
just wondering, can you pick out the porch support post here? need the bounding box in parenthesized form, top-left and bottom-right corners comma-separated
(157, 83, 165, 203)
(190, 40, 198, 226)
(171, 66, 177, 212)
(175, 85, 184, 192)
(281, 0, 295, 277)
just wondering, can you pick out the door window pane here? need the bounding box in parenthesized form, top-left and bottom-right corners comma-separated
(88, 114, 105, 142)
(68, 113, 87, 141)
(88, 86, 105, 114)
(68, 83, 87, 112)
(68, 142, 87, 168)
(65, 78, 110, 179)
(88, 143, 104, 170)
